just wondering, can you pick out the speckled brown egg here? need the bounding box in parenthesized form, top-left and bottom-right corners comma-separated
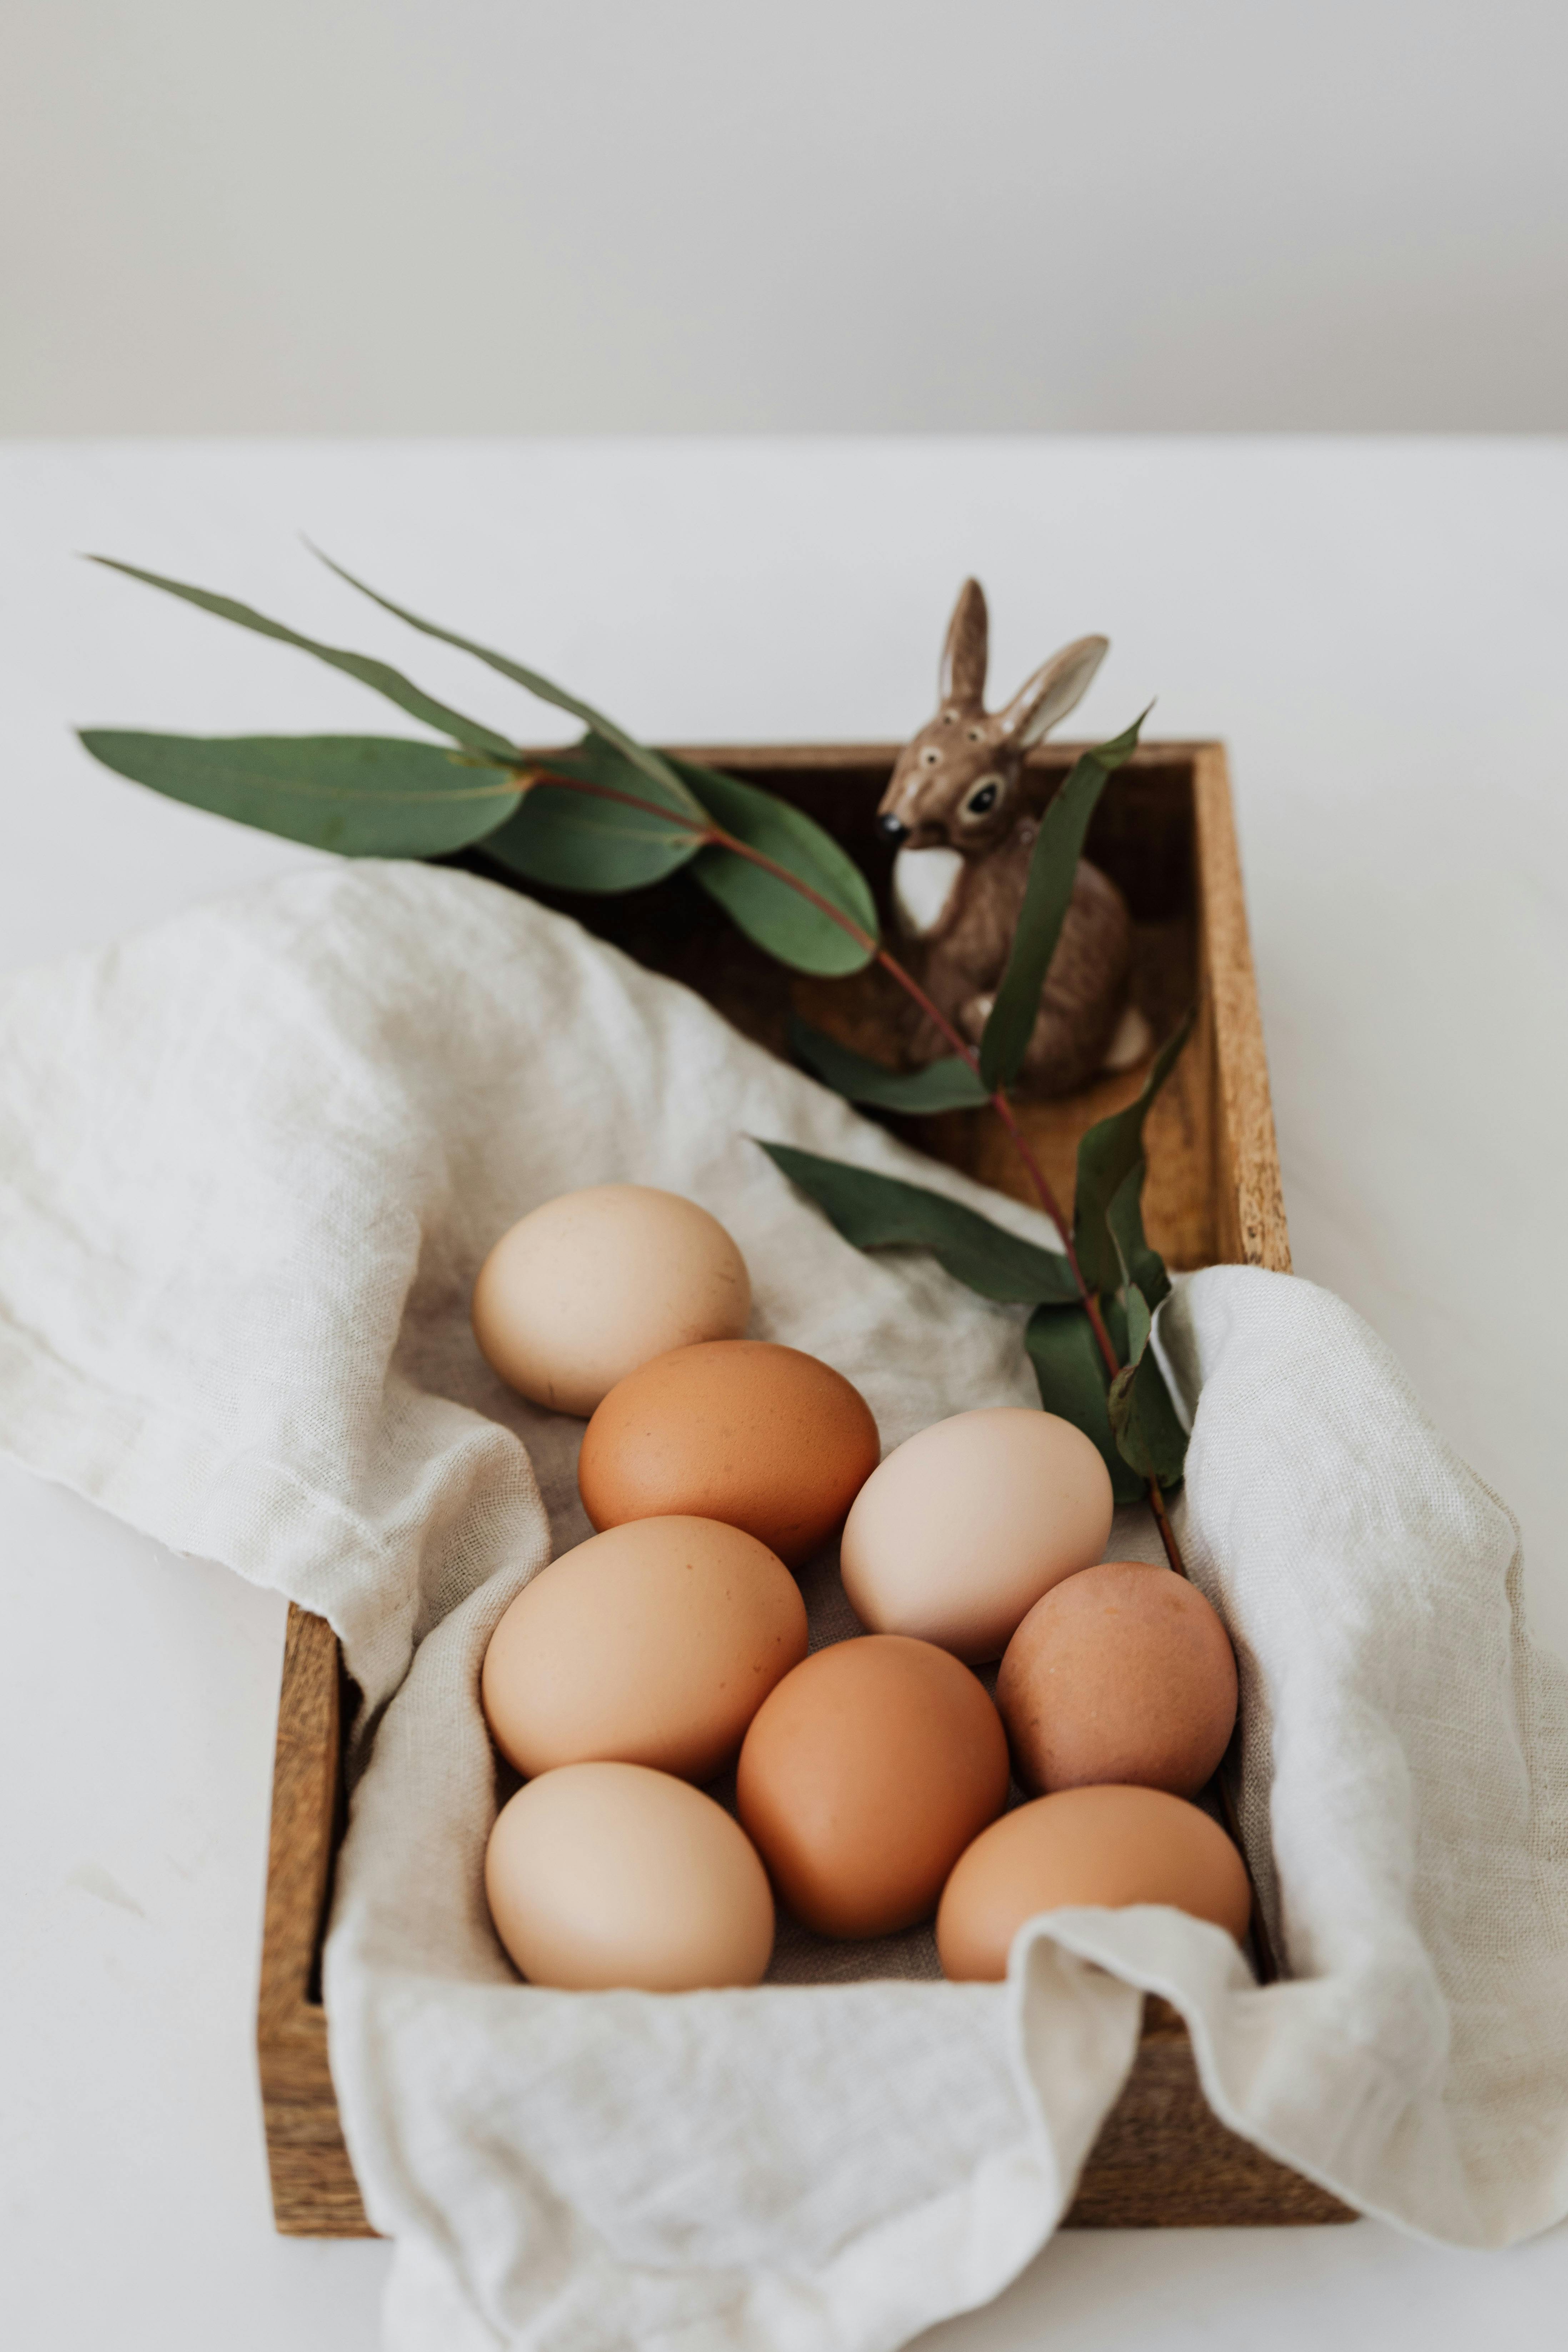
(735, 1633, 1010, 1937)
(577, 1340, 881, 1568)
(935, 1784, 1253, 1981)
(996, 1561, 1238, 1798)
(481, 1516, 808, 1782)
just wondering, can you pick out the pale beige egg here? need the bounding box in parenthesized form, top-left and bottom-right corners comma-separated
(481, 1517, 808, 1783)
(839, 1407, 1114, 1662)
(936, 1784, 1253, 1981)
(485, 1761, 775, 1991)
(471, 1184, 751, 1416)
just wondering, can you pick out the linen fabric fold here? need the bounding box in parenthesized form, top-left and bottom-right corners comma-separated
(0, 862, 1563, 2351)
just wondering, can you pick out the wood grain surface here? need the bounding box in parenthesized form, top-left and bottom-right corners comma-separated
(258, 740, 1351, 2235)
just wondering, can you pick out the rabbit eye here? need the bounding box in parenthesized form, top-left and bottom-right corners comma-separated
(941, 709, 956, 723)
(967, 725, 984, 742)
(921, 746, 942, 766)
(964, 777, 1001, 817)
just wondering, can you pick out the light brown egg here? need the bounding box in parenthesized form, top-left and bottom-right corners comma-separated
(996, 1561, 1238, 1798)
(485, 1761, 775, 1991)
(839, 1407, 1114, 1662)
(936, 1784, 1252, 1980)
(481, 1517, 808, 1782)
(471, 1184, 751, 1416)
(735, 1633, 1010, 1938)
(577, 1340, 881, 1568)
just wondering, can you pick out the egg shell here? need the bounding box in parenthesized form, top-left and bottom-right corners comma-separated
(471, 1184, 751, 1416)
(935, 1784, 1252, 1980)
(996, 1560, 1238, 1798)
(735, 1633, 1010, 1938)
(578, 1340, 881, 1568)
(838, 1407, 1114, 1662)
(481, 1517, 808, 1782)
(485, 1760, 775, 1991)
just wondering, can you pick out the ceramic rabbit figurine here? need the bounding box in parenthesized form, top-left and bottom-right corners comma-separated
(877, 579, 1151, 1096)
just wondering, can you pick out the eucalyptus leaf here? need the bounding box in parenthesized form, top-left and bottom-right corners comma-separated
(978, 707, 1149, 1091)
(87, 558, 519, 761)
(310, 548, 702, 812)
(76, 731, 522, 856)
(1072, 1005, 1196, 1296)
(1024, 1303, 1146, 1504)
(1105, 1158, 1171, 1313)
(757, 1140, 1078, 1305)
(676, 759, 879, 977)
(788, 1018, 989, 1112)
(1107, 1282, 1188, 1487)
(484, 735, 706, 892)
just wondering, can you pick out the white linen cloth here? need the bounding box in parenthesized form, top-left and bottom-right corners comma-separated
(0, 861, 1564, 2351)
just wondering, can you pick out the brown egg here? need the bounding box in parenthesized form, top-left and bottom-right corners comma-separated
(485, 1761, 775, 1991)
(736, 1633, 1010, 1937)
(577, 1340, 881, 1568)
(839, 1408, 1115, 1662)
(472, 1184, 751, 1416)
(936, 1784, 1252, 1980)
(997, 1561, 1238, 1798)
(481, 1517, 808, 1782)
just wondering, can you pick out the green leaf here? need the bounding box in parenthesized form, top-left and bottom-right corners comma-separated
(757, 1140, 1079, 1305)
(978, 708, 1151, 1091)
(75, 731, 523, 857)
(1072, 1006, 1196, 1295)
(1105, 1158, 1171, 1314)
(86, 558, 519, 761)
(1107, 1282, 1188, 1487)
(309, 548, 704, 814)
(483, 734, 706, 892)
(675, 758, 879, 977)
(787, 1018, 989, 1113)
(1024, 1303, 1146, 1504)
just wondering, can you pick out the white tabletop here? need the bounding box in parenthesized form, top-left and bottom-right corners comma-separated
(1, 439, 1564, 2350)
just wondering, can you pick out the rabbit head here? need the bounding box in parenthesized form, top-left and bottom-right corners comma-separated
(877, 580, 1108, 858)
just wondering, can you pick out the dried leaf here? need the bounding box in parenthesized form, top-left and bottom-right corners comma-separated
(757, 1140, 1078, 1305)
(75, 731, 522, 856)
(978, 709, 1149, 1091)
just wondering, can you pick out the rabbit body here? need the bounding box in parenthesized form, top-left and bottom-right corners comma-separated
(876, 578, 1144, 1097)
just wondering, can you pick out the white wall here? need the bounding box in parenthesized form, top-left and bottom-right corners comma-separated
(4, 0, 1567, 434)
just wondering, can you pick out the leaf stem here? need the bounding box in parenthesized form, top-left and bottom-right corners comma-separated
(515, 760, 1276, 1981)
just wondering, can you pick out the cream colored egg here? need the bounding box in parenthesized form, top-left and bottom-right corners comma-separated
(839, 1407, 1114, 1663)
(481, 1517, 808, 1782)
(485, 1761, 775, 1991)
(471, 1184, 751, 1416)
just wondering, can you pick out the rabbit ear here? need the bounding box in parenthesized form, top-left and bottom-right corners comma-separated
(997, 634, 1109, 747)
(939, 579, 989, 708)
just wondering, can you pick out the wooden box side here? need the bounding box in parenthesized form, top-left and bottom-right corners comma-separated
(259, 739, 1346, 2237)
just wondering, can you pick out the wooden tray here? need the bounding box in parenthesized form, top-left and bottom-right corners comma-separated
(258, 740, 1352, 2234)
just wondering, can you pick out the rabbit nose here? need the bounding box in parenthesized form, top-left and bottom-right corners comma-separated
(877, 812, 910, 844)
